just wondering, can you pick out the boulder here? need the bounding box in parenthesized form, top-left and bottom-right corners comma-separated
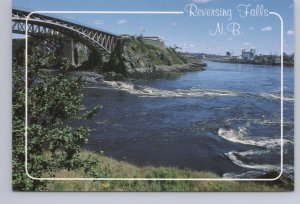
(103, 71, 125, 81)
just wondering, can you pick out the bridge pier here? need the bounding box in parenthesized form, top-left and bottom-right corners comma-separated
(62, 39, 89, 66)
(62, 39, 75, 66)
(72, 40, 78, 66)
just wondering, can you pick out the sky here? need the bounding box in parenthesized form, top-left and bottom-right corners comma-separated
(13, 0, 295, 55)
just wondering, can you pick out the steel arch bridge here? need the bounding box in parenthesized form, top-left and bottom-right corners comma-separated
(12, 8, 119, 55)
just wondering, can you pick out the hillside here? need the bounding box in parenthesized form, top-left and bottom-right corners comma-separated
(103, 36, 198, 79)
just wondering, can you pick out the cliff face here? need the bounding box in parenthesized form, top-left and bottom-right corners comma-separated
(103, 38, 155, 78)
(103, 37, 187, 79)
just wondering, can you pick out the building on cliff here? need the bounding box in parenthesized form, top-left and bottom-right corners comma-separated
(141, 36, 165, 48)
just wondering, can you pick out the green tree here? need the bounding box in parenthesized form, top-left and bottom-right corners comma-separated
(12, 45, 101, 191)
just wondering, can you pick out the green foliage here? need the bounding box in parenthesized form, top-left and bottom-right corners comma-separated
(12, 41, 100, 191)
(12, 39, 26, 67)
(78, 49, 89, 64)
(128, 38, 187, 66)
(81, 105, 102, 120)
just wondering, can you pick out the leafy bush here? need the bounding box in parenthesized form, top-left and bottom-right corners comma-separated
(12, 45, 100, 191)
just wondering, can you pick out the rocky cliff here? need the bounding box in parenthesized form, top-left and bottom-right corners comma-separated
(103, 36, 189, 79)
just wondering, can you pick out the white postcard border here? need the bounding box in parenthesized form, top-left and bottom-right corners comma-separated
(24, 10, 284, 181)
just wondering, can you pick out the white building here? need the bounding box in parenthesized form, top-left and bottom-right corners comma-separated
(241, 49, 256, 61)
(142, 36, 165, 48)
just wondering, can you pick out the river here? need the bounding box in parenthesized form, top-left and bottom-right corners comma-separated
(71, 61, 294, 178)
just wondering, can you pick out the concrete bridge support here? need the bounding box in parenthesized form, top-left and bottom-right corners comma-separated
(62, 39, 77, 66)
(62, 39, 89, 66)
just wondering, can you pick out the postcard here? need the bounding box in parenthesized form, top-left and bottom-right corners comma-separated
(12, 0, 294, 192)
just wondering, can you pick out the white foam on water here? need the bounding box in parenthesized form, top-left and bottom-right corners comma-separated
(219, 126, 294, 178)
(237, 149, 268, 157)
(217, 127, 293, 148)
(103, 81, 239, 98)
(226, 151, 278, 171)
(73, 72, 294, 102)
(259, 93, 294, 101)
(225, 118, 294, 125)
(223, 150, 294, 179)
(100, 80, 294, 102)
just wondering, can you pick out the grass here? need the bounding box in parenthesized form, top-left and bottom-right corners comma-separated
(44, 151, 289, 192)
(127, 37, 186, 66)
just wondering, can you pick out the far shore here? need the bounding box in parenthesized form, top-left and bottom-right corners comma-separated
(205, 59, 294, 67)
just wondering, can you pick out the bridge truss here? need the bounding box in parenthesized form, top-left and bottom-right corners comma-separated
(12, 8, 119, 55)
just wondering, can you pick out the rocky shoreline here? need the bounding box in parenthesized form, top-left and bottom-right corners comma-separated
(103, 62, 207, 81)
(156, 62, 207, 73)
